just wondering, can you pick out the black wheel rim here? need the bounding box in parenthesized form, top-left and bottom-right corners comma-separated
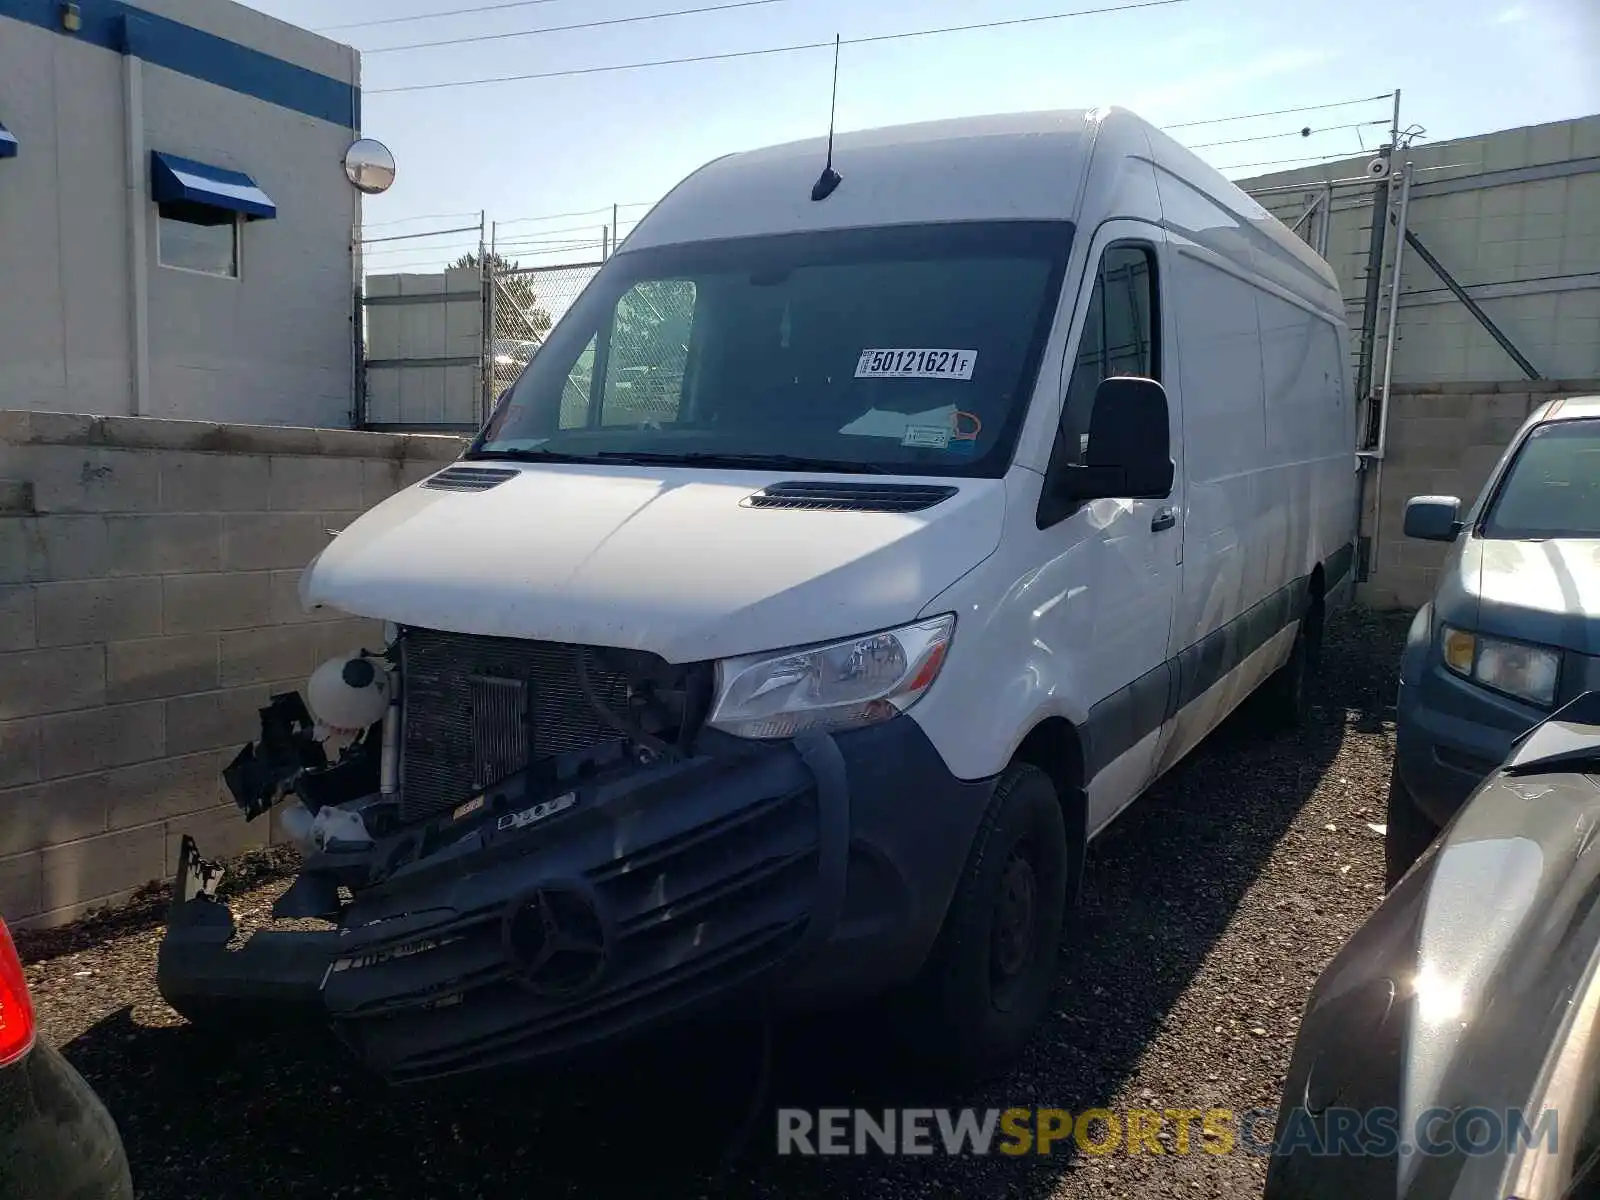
(990, 843, 1039, 1001)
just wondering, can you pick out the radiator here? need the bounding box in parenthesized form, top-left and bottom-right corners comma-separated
(397, 629, 631, 823)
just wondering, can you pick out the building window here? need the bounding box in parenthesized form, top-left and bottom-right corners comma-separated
(157, 201, 240, 278)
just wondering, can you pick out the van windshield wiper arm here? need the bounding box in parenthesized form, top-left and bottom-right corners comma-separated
(463, 447, 604, 464)
(592, 451, 888, 474)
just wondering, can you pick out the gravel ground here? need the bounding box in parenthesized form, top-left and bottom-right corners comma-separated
(19, 608, 1408, 1200)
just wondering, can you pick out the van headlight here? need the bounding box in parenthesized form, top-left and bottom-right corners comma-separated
(707, 615, 955, 739)
(1440, 625, 1560, 707)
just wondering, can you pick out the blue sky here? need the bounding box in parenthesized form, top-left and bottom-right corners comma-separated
(243, 0, 1599, 271)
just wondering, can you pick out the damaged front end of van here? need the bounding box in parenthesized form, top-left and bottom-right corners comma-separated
(155, 629, 862, 1084)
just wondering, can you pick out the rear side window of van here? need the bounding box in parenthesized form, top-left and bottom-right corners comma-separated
(1061, 243, 1160, 465)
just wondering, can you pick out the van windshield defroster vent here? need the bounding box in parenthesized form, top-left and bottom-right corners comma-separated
(743, 481, 958, 514)
(423, 466, 519, 493)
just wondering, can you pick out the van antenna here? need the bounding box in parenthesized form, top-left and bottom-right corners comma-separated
(810, 34, 842, 202)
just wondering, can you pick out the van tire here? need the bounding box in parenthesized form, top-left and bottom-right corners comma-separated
(1384, 767, 1437, 890)
(891, 762, 1068, 1083)
(1260, 595, 1322, 731)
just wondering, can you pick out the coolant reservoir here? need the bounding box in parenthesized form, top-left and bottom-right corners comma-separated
(306, 654, 391, 734)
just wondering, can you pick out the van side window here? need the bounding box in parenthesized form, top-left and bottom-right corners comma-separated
(1061, 243, 1158, 463)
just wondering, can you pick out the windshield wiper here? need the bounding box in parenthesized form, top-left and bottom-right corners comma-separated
(464, 447, 604, 464)
(591, 451, 888, 474)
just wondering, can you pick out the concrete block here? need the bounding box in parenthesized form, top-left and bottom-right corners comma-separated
(166, 683, 292, 756)
(218, 624, 326, 687)
(0, 772, 108, 857)
(0, 521, 24, 586)
(106, 514, 224, 575)
(105, 633, 220, 704)
(38, 701, 166, 779)
(0, 719, 40, 788)
(321, 511, 366, 537)
(0, 585, 34, 652)
(162, 572, 274, 634)
(0, 480, 34, 516)
(105, 750, 229, 831)
(21, 448, 161, 514)
(35, 577, 163, 647)
(0, 645, 105, 720)
(222, 512, 332, 572)
(268, 456, 364, 512)
(40, 825, 166, 913)
(361, 458, 407, 508)
(315, 617, 387, 661)
(0, 852, 41, 922)
(164, 802, 267, 876)
(4, 515, 110, 584)
(159, 452, 270, 513)
(269, 568, 339, 624)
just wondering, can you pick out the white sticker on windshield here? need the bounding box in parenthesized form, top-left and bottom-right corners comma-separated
(855, 349, 977, 381)
(901, 424, 952, 449)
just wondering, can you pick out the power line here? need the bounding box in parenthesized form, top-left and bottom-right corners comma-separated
(1189, 120, 1388, 151)
(316, 0, 565, 33)
(361, 210, 485, 229)
(369, 0, 1191, 95)
(495, 203, 653, 226)
(1165, 92, 1393, 130)
(1215, 148, 1371, 173)
(366, 0, 785, 54)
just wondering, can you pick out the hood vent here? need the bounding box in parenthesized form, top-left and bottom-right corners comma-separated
(422, 465, 519, 493)
(743, 481, 958, 514)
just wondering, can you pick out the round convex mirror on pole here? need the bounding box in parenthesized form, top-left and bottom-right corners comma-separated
(344, 139, 396, 195)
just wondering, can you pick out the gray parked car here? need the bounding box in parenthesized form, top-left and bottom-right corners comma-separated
(1267, 690, 1600, 1199)
(1387, 395, 1600, 887)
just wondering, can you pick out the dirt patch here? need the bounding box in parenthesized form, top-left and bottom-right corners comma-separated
(24, 608, 1407, 1199)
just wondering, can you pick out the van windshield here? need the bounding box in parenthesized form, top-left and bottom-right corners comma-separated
(472, 221, 1074, 477)
(1482, 417, 1600, 539)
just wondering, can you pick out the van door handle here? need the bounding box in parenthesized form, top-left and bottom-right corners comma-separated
(1151, 507, 1177, 532)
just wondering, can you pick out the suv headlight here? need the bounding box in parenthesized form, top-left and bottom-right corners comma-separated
(1440, 625, 1560, 707)
(707, 615, 956, 739)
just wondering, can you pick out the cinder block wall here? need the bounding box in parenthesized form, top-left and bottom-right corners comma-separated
(1358, 381, 1599, 609)
(0, 411, 465, 927)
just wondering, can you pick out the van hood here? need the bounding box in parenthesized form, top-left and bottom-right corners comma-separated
(303, 463, 1007, 663)
(1458, 535, 1600, 655)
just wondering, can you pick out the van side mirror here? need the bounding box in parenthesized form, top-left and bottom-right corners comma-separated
(1056, 377, 1175, 502)
(1403, 495, 1463, 542)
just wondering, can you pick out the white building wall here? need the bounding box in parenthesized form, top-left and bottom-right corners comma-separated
(0, 0, 360, 427)
(1241, 115, 1600, 388)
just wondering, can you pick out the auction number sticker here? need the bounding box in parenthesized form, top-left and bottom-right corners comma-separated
(855, 349, 977, 381)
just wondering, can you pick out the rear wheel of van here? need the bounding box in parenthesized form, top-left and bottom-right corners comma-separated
(892, 763, 1068, 1082)
(1260, 595, 1323, 731)
(1383, 767, 1438, 890)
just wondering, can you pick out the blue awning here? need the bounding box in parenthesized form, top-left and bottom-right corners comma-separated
(0, 123, 16, 160)
(149, 151, 276, 219)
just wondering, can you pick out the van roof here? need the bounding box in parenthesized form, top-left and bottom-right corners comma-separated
(622, 106, 1340, 298)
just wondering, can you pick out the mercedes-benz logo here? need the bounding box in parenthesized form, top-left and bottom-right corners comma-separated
(501, 883, 609, 999)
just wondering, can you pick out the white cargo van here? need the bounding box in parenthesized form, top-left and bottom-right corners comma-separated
(159, 107, 1358, 1085)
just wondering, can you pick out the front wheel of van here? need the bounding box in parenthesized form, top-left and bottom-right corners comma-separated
(892, 763, 1067, 1083)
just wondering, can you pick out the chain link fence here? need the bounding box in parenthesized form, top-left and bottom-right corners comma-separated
(488, 261, 604, 402)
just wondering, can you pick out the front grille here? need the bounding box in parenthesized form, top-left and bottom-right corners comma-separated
(322, 751, 821, 1083)
(399, 629, 631, 822)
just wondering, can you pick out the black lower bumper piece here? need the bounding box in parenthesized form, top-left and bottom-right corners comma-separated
(158, 718, 997, 1085)
(156, 836, 340, 1027)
